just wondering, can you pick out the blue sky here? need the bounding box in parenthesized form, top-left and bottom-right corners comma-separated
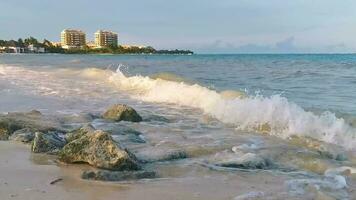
(1, 0, 356, 53)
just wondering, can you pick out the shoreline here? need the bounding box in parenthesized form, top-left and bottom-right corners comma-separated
(0, 141, 298, 200)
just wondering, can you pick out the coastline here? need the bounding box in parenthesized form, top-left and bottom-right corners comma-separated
(1, 54, 356, 199)
(0, 141, 298, 200)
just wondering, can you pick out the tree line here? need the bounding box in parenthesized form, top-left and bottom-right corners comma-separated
(0, 37, 193, 55)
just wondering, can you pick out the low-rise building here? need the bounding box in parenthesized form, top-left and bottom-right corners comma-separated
(28, 45, 45, 53)
(86, 41, 96, 48)
(7, 47, 26, 53)
(94, 30, 118, 48)
(61, 29, 86, 49)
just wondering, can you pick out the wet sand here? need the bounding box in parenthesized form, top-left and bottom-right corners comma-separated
(0, 141, 303, 200)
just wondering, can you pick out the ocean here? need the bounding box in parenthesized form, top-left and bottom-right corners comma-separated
(0, 53, 355, 199)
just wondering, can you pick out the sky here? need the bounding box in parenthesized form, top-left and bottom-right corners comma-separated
(1, 0, 356, 53)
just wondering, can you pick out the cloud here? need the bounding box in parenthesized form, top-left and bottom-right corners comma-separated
(194, 37, 299, 53)
(192, 36, 353, 53)
(275, 37, 296, 52)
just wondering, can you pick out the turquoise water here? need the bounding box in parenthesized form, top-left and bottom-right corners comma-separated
(1, 54, 356, 199)
(1, 54, 356, 115)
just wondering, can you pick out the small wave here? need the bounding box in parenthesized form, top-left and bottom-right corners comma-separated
(149, 72, 191, 83)
(108, 67, 356, 150)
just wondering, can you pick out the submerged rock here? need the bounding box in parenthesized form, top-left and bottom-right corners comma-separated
(81, 170, 156, 181)
(0, 110, 64, 140)
(91, 119, 143, 135)
(288, 136, 347, 161)
(59, 130, 140, 171)
(102, 104, 142, 122)
(216, 153, 272, 169)
(9, 128, 35, 143)
(135, 146, 188, 163)
(113, 134, 146, 144)
(31, 132, 66, 153)
(210, 151, 273, 170)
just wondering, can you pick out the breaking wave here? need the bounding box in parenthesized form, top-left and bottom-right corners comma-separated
(108, 67, 356, 149)
(0, 64, 355, 149)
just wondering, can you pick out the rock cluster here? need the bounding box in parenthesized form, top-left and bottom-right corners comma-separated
(0, 105, 171, 182)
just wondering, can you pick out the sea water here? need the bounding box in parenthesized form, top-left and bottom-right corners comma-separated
(0, 54, 355, 199)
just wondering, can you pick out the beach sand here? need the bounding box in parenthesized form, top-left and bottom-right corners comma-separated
(0, 141, 304, 200)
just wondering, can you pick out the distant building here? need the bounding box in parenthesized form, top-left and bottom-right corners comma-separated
(86, 41, 96, 48)
(94, 30, 118, 48)
(28, 45, 45, 53)
(61, 29, 86, 49)
(50, 41, 62, 47)
(7, 47, 26, 53)
(121, 44, 146, 49)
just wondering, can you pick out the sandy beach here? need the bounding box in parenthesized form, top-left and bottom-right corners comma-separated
(0, 141, 307, 200)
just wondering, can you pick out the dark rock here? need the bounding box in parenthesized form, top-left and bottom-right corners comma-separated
(31, 132, 66, 154)
(113, 134, 146, 144)
(59, 130, 140, 171)
(145, 114, 170, 123)
(214, 152, 273, 169)
(81, 170, 156, 181)
(102, 104, 142, 122)
(9, 128, 35, 143)
(135, 147, 188, 163)
(92, 120, 142, 136)
(0, 111, 64, 140)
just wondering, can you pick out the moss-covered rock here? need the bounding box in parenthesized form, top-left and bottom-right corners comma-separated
(81, 170, 156, 181)
(0, 127, 10, 140)
(59, 130, 140, 171)
(31, 132, 66, 154)
(102, 104, 142, 122)
(65, 124, 96, 143)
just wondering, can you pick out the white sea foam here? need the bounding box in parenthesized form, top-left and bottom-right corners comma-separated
(108, 68, 356, 149)
(1, 64, 355, 149)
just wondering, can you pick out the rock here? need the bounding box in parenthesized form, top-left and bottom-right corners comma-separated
(212, 152, 273, 169)
(59, 130, 140, 171)
(135, 147, 187, 163)
(65, 124, 96, 143)
(0, 118, 23, 140)
(0, 111, 64, 140)
(0, 127, 10, 140)
(81, 170, 156, 181)
(102, 104, 142, 122)
(9, 128, 35, 143)
(288, 136, 346, 161)
(92, 119, 142, 135)
(31, 132, 66, 153)
(113, 134, 146, 144)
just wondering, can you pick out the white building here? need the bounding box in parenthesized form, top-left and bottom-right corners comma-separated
(61, 29, 86, 49)
(94, 30, 118, 48)
(28, 45, 45, 53)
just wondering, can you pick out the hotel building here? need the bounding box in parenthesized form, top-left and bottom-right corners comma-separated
(60, 29, 86, 49)
(94, 30, 118, 48)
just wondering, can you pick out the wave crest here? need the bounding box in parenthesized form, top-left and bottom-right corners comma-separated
(109, 68, 356, 149)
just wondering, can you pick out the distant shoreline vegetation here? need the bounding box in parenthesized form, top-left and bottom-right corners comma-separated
(0, 37, 194, 55)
